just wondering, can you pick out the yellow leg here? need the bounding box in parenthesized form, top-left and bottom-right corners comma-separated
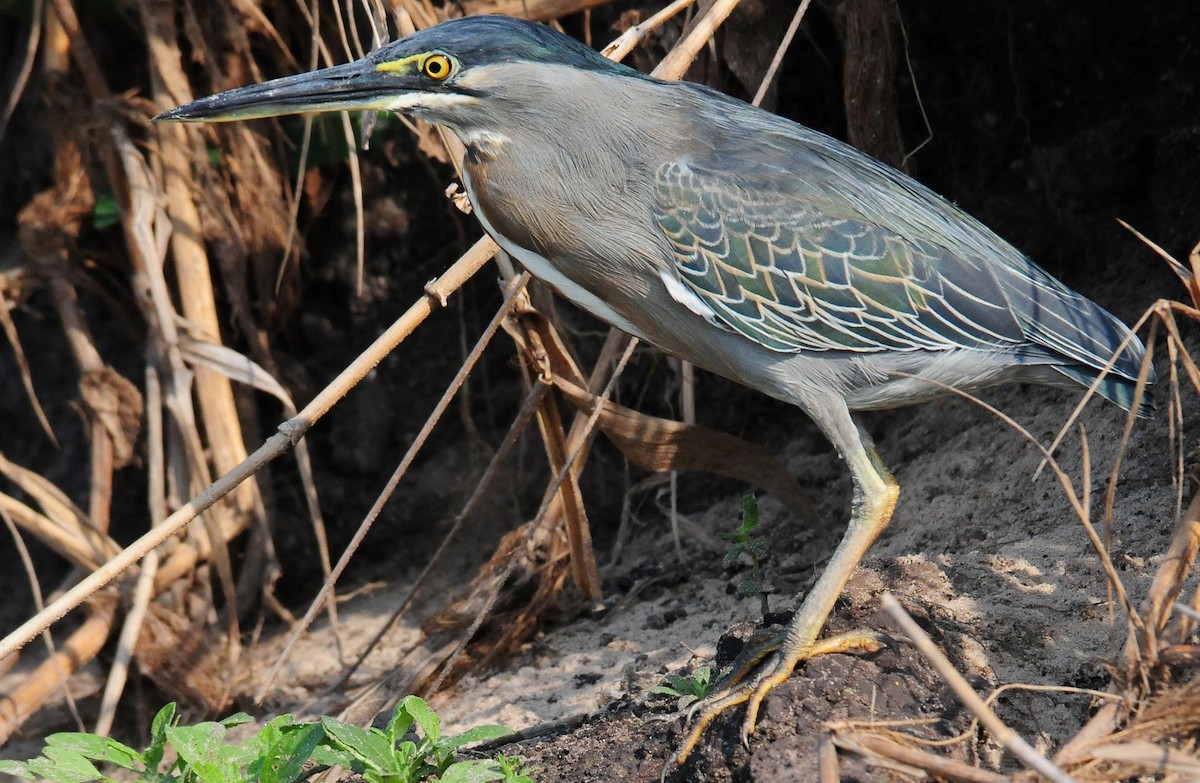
(670, 414, 900, 767)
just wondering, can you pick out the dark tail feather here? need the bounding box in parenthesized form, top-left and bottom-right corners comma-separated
(1052, 364, 1155, 418)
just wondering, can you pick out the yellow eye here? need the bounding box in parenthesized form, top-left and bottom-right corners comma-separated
(423, 54, 452, 80)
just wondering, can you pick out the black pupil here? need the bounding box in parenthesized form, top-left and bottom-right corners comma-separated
(429, 59, 444, 75)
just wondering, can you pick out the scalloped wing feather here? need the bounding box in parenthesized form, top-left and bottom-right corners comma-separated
(654, 161, 1026, 356)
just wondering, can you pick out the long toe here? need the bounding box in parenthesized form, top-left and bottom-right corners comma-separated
(670, 626, 892, 765)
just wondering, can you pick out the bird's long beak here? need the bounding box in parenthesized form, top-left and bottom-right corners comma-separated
(154, 59, 414, 123)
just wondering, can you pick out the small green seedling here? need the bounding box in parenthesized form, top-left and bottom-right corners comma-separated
(650, 665, 716, 710)
(718, 494, 775, 619)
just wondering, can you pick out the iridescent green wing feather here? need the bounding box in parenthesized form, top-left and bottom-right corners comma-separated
(654, 161, 1026, 355)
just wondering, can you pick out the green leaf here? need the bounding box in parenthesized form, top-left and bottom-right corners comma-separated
(219, 712, 255, 728)
(748, 538, 770, 560)
(44, 734, 142, 771)
(320, 717, 396, 773)
(740, 494, 759, 529)
(0, 760, 34, 779)
(255, 723, 326, 783)
(92, 192, 120, 230)
(308, 744, 357, 771)
(438, 759, 506, 783)
(168, 722, 257, 783)
(384, 703, 414, 746)
(26, 746, 107, 783)
(145, 703, 177, 771)
(443, 724, 511, 751)
(493, 753, 534, 783)
(399, 696, 441, 745)
(721, 546, 745, 568)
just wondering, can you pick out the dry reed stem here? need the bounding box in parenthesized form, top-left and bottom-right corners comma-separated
(140, 0, 248, 647)
(1088, 740, 1200, 776)
(531, 378, 603, 600)
(332, 365, 551, 692)
(653, 0, 743, 78)
(0, 597, 115, 744)
(254, 269, 527, 700)
(752, 0, 811, 106)
(425, 337, 641, 697)
(0, 493, 111, 572)
(602, 0, 696, 61)
(0, 236, 495, 664)
(0, 453, 116, 564)
(0, 0, 44, 145)
(1123, 480, 1200, 671)
(1, 0, 301, 732)
(0, 506, 85, 739)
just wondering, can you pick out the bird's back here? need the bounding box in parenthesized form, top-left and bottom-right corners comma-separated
(657, 79, 1154, 414)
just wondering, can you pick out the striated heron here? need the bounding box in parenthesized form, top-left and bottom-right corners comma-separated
(158, 15, 1154, 765)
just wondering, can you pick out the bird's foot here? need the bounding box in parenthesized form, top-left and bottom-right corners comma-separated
(667, 628, 890, 768)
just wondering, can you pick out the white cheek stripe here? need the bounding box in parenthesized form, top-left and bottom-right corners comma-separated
(385, 92, 478, 111)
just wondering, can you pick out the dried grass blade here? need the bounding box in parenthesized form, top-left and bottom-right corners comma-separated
(179, 338, 295, 404)
(0, 283, 57, 444)
(1087, 740, 1200, 774)
(531, 382, 602, 600)
(833, 732, 1010, 783)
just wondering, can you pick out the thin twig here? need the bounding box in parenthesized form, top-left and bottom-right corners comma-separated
(254, 271, 528, 701)
(330, 367, 550, 689)
(881, 594, 1077, 783)
(751, 0, 812, 107)
(0, 237, 498, 664)
(425, 335, 641, 696)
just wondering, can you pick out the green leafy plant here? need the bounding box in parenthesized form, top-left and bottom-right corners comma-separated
(0, 697, 532, 783)
(650, 665, 717, 710)
(0, 702, 315, 783)
(316, 695, 520, 783)
(718, 494, 775, 619)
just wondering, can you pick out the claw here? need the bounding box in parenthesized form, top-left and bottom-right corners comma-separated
(668, 627, 895, 766)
